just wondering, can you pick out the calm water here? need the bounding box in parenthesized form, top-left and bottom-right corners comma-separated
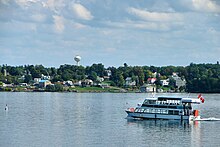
(0, 92, 220, 147)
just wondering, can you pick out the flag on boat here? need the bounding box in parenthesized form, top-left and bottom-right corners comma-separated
(198, 94, 205, 103)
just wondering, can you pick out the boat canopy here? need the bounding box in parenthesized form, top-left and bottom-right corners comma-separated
(144, 96, 200, 104)
(144, 97, 157, 101)
(157, 96, 182, 101)
(182, 98, 200, 104)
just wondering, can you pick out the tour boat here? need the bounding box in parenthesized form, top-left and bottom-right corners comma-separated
(126, 95, 204, 121)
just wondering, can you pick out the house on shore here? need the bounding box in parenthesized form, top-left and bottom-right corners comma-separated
(160, 79, 169, 86)
(39, 80, 51, 88)
(125, 77, 136, 87)
(140, 84, 156, 93)
(172, 73, 186, 88)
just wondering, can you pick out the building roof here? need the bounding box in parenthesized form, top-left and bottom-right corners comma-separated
(39, 80, 49, 83)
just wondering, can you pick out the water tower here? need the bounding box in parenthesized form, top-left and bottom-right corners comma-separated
(74, 55, 81, 66)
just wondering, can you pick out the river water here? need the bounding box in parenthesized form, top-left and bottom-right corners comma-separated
(0, 92, 220, 147)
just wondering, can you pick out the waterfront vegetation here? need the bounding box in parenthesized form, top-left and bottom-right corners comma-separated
(1, 62, 220, 93)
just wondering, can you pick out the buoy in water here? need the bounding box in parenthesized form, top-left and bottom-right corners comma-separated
(5, 104, 8, 111)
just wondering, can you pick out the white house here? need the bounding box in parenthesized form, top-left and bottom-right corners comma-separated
(97, 76, 104, 82)
(105, 70, 112, 76)
(140, 84, 156, 93)
(125, 77, 136, 86)
(41, 74, 50, 80)
(160, 79, 169, 86)
(172, 73, 186, 88)
(74, 81, 82, 86)
(34, 78, 41, 83)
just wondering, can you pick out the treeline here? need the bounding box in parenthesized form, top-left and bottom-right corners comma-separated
(1, 62, 220, 93)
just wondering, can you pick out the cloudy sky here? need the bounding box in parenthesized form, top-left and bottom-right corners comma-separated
(0, 0, 220, 67)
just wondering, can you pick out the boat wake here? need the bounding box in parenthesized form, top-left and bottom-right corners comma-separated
(195, 117, 220, 121)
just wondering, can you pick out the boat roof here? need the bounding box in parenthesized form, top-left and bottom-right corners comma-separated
(144, 97, 158, 100)
(182, 98, 200, 104)
(145, 96, 201, 104)
(157, 96, 182, 101)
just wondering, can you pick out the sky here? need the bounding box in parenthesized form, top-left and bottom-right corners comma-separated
(0, 0, 220, 68)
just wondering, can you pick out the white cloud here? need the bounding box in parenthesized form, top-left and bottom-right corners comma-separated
(133, 22, 170, 31)
(15, 0, 39, 8)
(104, 20, 173, 31)
(128, 7, 182, 22)
(73, 22, 87, 29)
(192, 0, 220, 13)
(31, 14, 46, 22)
(72, 3, 93, 20)
(42, 0, 65, 14)
(53, 15, 65, 33)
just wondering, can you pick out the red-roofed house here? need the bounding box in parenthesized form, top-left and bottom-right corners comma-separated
(147, 78, 157, 84)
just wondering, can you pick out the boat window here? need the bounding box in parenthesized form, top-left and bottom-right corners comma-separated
(144, 109, 150, 113)
(151, 109, 155, 113)
(161, 110, 167, 114)
(173, 111, 179, 115)
(168, 110, 173, 115)
(148, 100, 156, 104)
(156, 109, 161, 114)
(167, 110, 179, 115)
(134, 108, 139, 112)
(143, 99, 148, 104)
(156, 101, 162, 105)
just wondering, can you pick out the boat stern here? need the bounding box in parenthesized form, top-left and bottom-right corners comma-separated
(189, 115, 201, 121)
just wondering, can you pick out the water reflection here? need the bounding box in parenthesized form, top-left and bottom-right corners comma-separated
(127, 118, 191, 129)
(126, 119, 202, 147)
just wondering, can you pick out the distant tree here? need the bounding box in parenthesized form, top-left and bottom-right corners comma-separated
(46, 85, 55, 92)
(169, 77, 176, 89)
(116, 72, 125, 87)
(132, 66, 144, 86)
(155, 73, 162, 86)
(52, 75, 62, 82)
(124, 63, 128, 67)
(86, 63, 105, 77)
(55, 83, 64, 91)
(61, 71, 72, 81)
(88, 71, 97, 82)
(24, 75, 32, 84)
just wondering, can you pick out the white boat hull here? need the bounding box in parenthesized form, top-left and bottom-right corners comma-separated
(126, 111, 196, 121)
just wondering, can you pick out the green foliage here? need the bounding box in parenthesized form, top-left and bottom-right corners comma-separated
(86, 63, 105, 77)
(1, 62, 220, 93)
(88, 71, 97, 81)
(46, 84, 64, 92)
(24, 75, 32, 84)
(46, 85, 55, 92)
(0, 81, 3, 86)
(54, 84, 64, 92)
